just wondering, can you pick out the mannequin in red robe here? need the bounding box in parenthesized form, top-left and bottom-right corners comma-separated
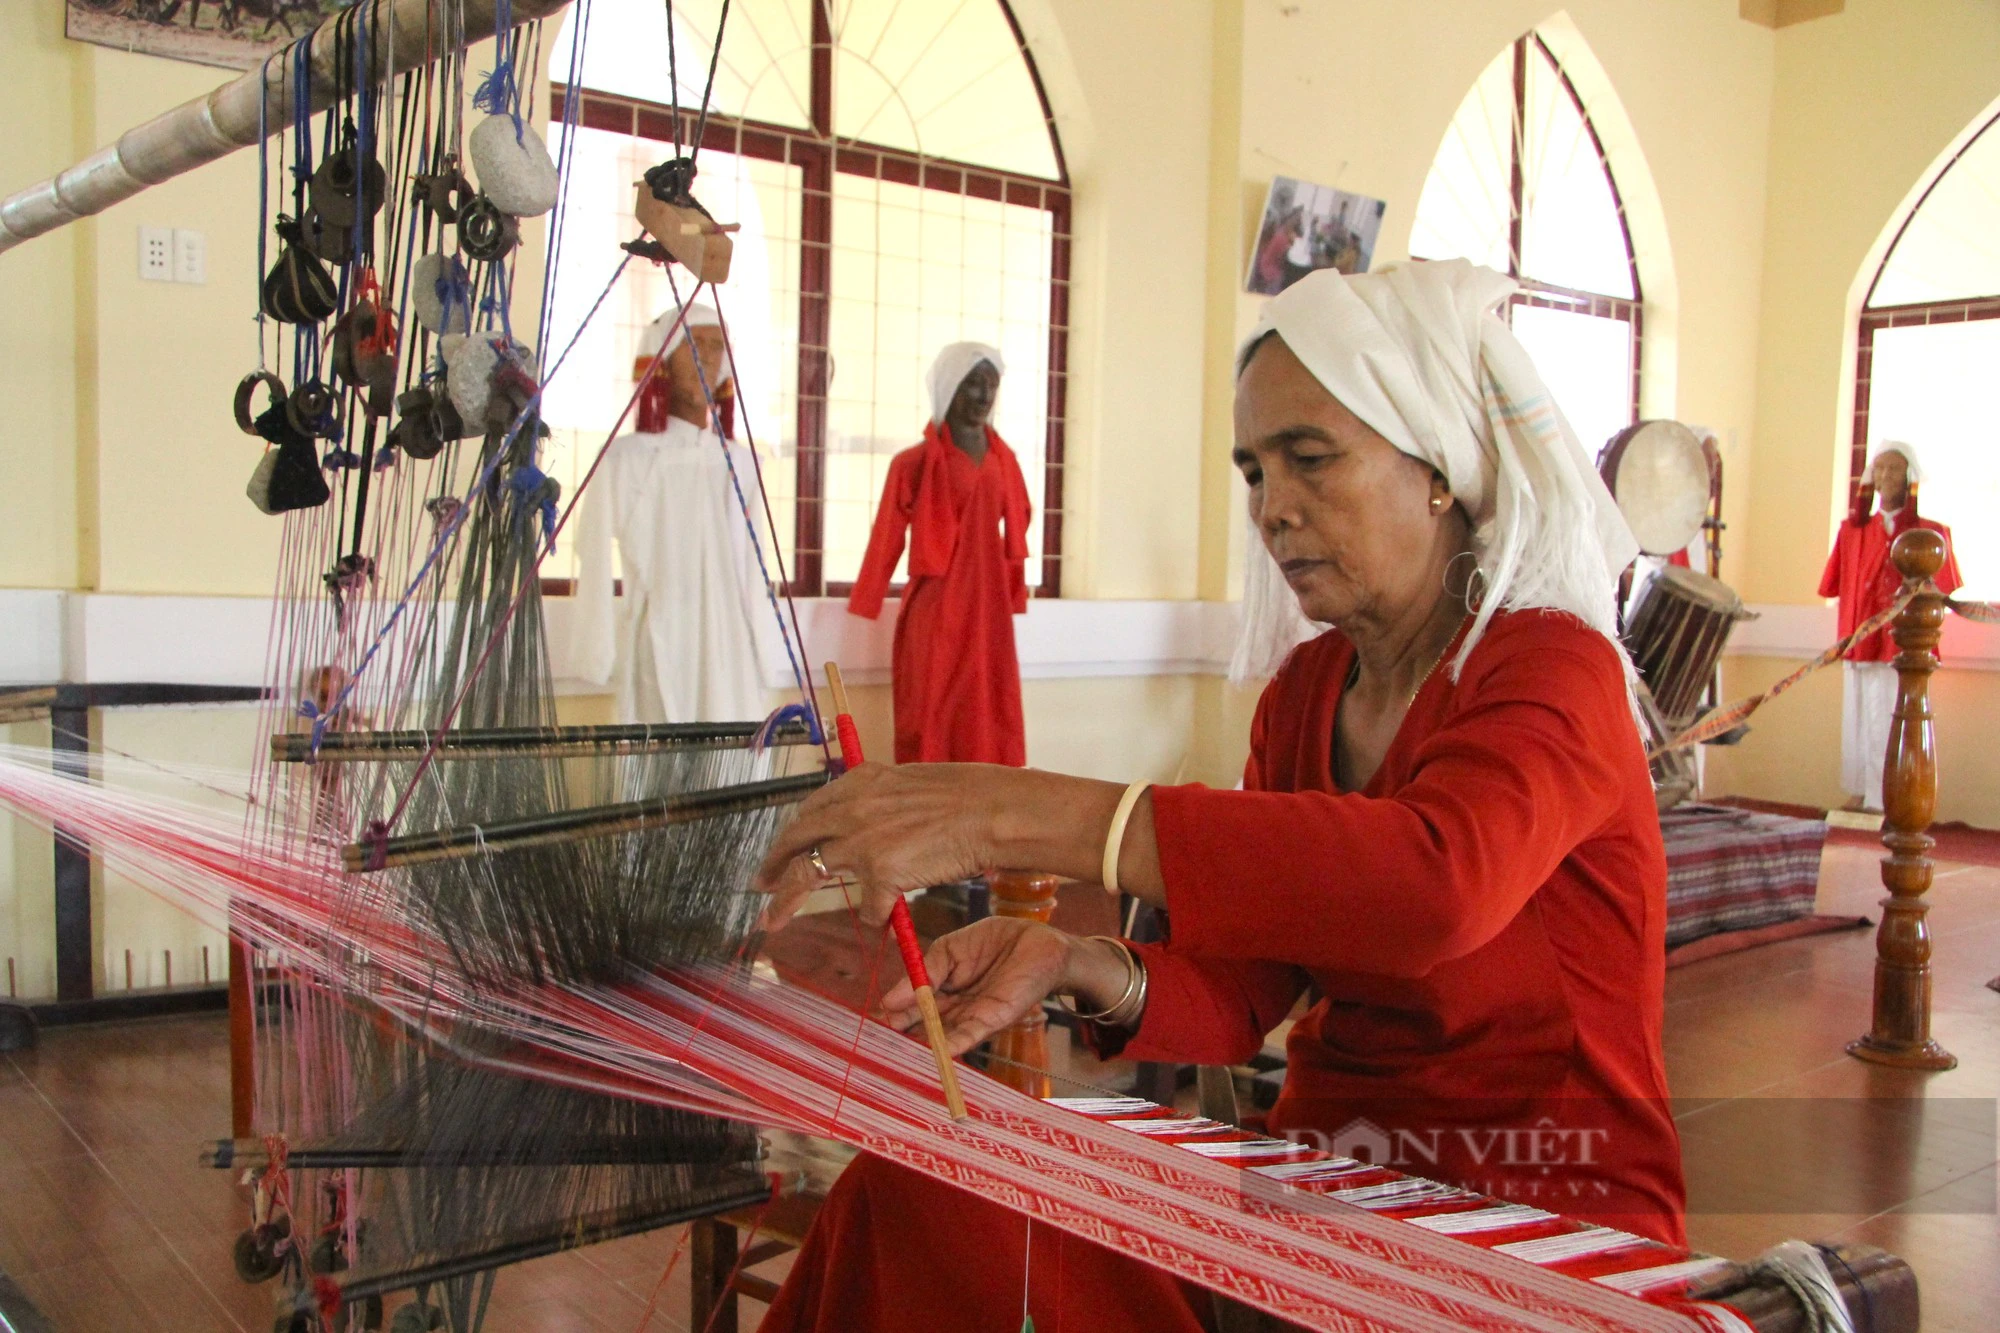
(848, 344, 1032, 765)
(759, 610, 1685, 1333)
(1818, 441, 1961, 810)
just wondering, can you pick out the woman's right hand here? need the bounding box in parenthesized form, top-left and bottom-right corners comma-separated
(880, 918, 1139, 1056)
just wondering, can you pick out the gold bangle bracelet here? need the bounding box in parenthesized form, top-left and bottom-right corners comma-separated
(1065, 937, 1140, 1022)
(1100, 943, 1149, 1029)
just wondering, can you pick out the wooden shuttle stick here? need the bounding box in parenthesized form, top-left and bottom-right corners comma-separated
(823, 663, 969, 1122)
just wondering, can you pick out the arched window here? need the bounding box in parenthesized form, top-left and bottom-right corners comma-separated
(1410, 31, 1641, 455)
(543, 0, 1068, 596)
(1853, 106, 2000, 592)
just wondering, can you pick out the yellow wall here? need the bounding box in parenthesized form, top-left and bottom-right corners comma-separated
(0, 4, 84, 591)
(1193, 1, 1778, 626)
(1703, 0, 2000, 821)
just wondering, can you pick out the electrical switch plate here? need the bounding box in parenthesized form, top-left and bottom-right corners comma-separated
(172, 228, 206, 284)
(138, 225, 173, 282)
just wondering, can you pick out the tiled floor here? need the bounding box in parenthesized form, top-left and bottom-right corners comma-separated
(1, 841, 1994, 1331)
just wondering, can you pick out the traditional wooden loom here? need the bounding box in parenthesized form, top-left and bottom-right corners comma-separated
(0, 0, 1962, 1327)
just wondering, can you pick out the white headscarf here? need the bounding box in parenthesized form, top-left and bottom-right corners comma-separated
(1230, 259, 1640, 684)
(637, 299, 722, 372)
(1867, 439, 1924, 487)
(927, 341, 1005, 423)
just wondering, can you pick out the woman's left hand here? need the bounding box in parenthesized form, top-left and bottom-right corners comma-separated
(879, 916, 1080, 1056)
(754, 761, 1024, 930)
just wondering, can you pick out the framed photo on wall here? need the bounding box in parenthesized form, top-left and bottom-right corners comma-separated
(1245, 176, 1387, 296)
(65, 0, 355, 72)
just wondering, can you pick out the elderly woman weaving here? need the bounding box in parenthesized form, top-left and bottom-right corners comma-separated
(753, 260, 1685, 1331)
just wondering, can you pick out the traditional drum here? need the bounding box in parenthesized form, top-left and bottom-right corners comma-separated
(1599, 420, 1712, 558)
(1624, 564, 1755, 726)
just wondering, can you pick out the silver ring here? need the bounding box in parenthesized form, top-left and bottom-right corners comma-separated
(807, 846, 830, 879)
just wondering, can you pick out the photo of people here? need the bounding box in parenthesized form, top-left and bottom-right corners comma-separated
(66, 0, 353, 71)
(1244, 176, 1387, 296)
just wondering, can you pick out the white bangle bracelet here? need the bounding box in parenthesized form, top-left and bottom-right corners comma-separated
(1101, 780, 1151, 897)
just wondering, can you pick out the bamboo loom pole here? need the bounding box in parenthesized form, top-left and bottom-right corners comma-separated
(0, 0, 574, 255)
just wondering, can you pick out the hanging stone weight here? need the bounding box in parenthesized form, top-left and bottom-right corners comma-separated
(457, 195, 518, 262)
(410, 251, 471, 337)
(246, 402, 331, 515)
(260, 217, 338, 325)
(446, 331, 539, 436)
(467, 113, 559, 218)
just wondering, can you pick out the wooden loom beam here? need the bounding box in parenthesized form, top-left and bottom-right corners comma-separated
(1848, 529, 1956, 1069)
(0, 0, 574, 254)
(341, 770, 833, 871)
(272, 718, 815, 763)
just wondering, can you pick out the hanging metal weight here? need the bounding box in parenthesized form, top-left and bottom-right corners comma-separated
(412, 154, 474, 223)
(387, 384, 468, 461)
(309, 136, 387, 229)
(233, 370, 288, 436)
(330, 301, 399, 418)
(286, 380, 341, 440)
(457, 195, 518, 262)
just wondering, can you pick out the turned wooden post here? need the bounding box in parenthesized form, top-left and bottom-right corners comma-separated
(1848, 529, 1956, 1070)
(985, 871, 1059, 1097)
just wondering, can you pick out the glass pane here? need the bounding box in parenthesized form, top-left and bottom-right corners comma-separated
(1510, 302, 1634, 455)
(539, 125, 805, 582)
(1519, 43, 1634, 298)
(828, 0, 1061, 179)
(551, 0, 814, 130)
(1864, 318, 2000, 593)
(1871, 115, 2000, 307)
(825, 172, 1055, 587)
(1410, 44, 1513, 271)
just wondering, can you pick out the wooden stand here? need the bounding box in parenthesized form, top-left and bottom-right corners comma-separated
(1848, 530, 1956, 1070)
(985, 870, 1059, 1098)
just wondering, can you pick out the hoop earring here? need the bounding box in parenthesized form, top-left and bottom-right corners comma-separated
(1443, 550, 1486, 612)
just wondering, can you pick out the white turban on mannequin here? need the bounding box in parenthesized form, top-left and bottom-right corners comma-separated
(927, 341, 1005, 423)
(1231, 259, 1640, 684)
(1867, 439, 1924, 486)
(636, 300, 723, 376)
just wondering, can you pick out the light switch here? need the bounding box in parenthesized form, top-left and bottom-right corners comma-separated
(173, 228, 206, 284)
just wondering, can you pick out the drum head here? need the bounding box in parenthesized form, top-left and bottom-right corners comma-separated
(1601, 420, 1708, 557)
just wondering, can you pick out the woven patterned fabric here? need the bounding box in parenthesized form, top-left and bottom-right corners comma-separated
(1660, 804, 1827, 949)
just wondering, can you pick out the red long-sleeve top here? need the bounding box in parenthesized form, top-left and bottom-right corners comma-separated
(1123, 609, 1686, 1242)
(1818, 510, 1961, 662)
(759, 609, 1688, 1333)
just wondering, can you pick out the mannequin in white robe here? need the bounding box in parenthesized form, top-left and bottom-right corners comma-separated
(573, 301, 780, 723)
